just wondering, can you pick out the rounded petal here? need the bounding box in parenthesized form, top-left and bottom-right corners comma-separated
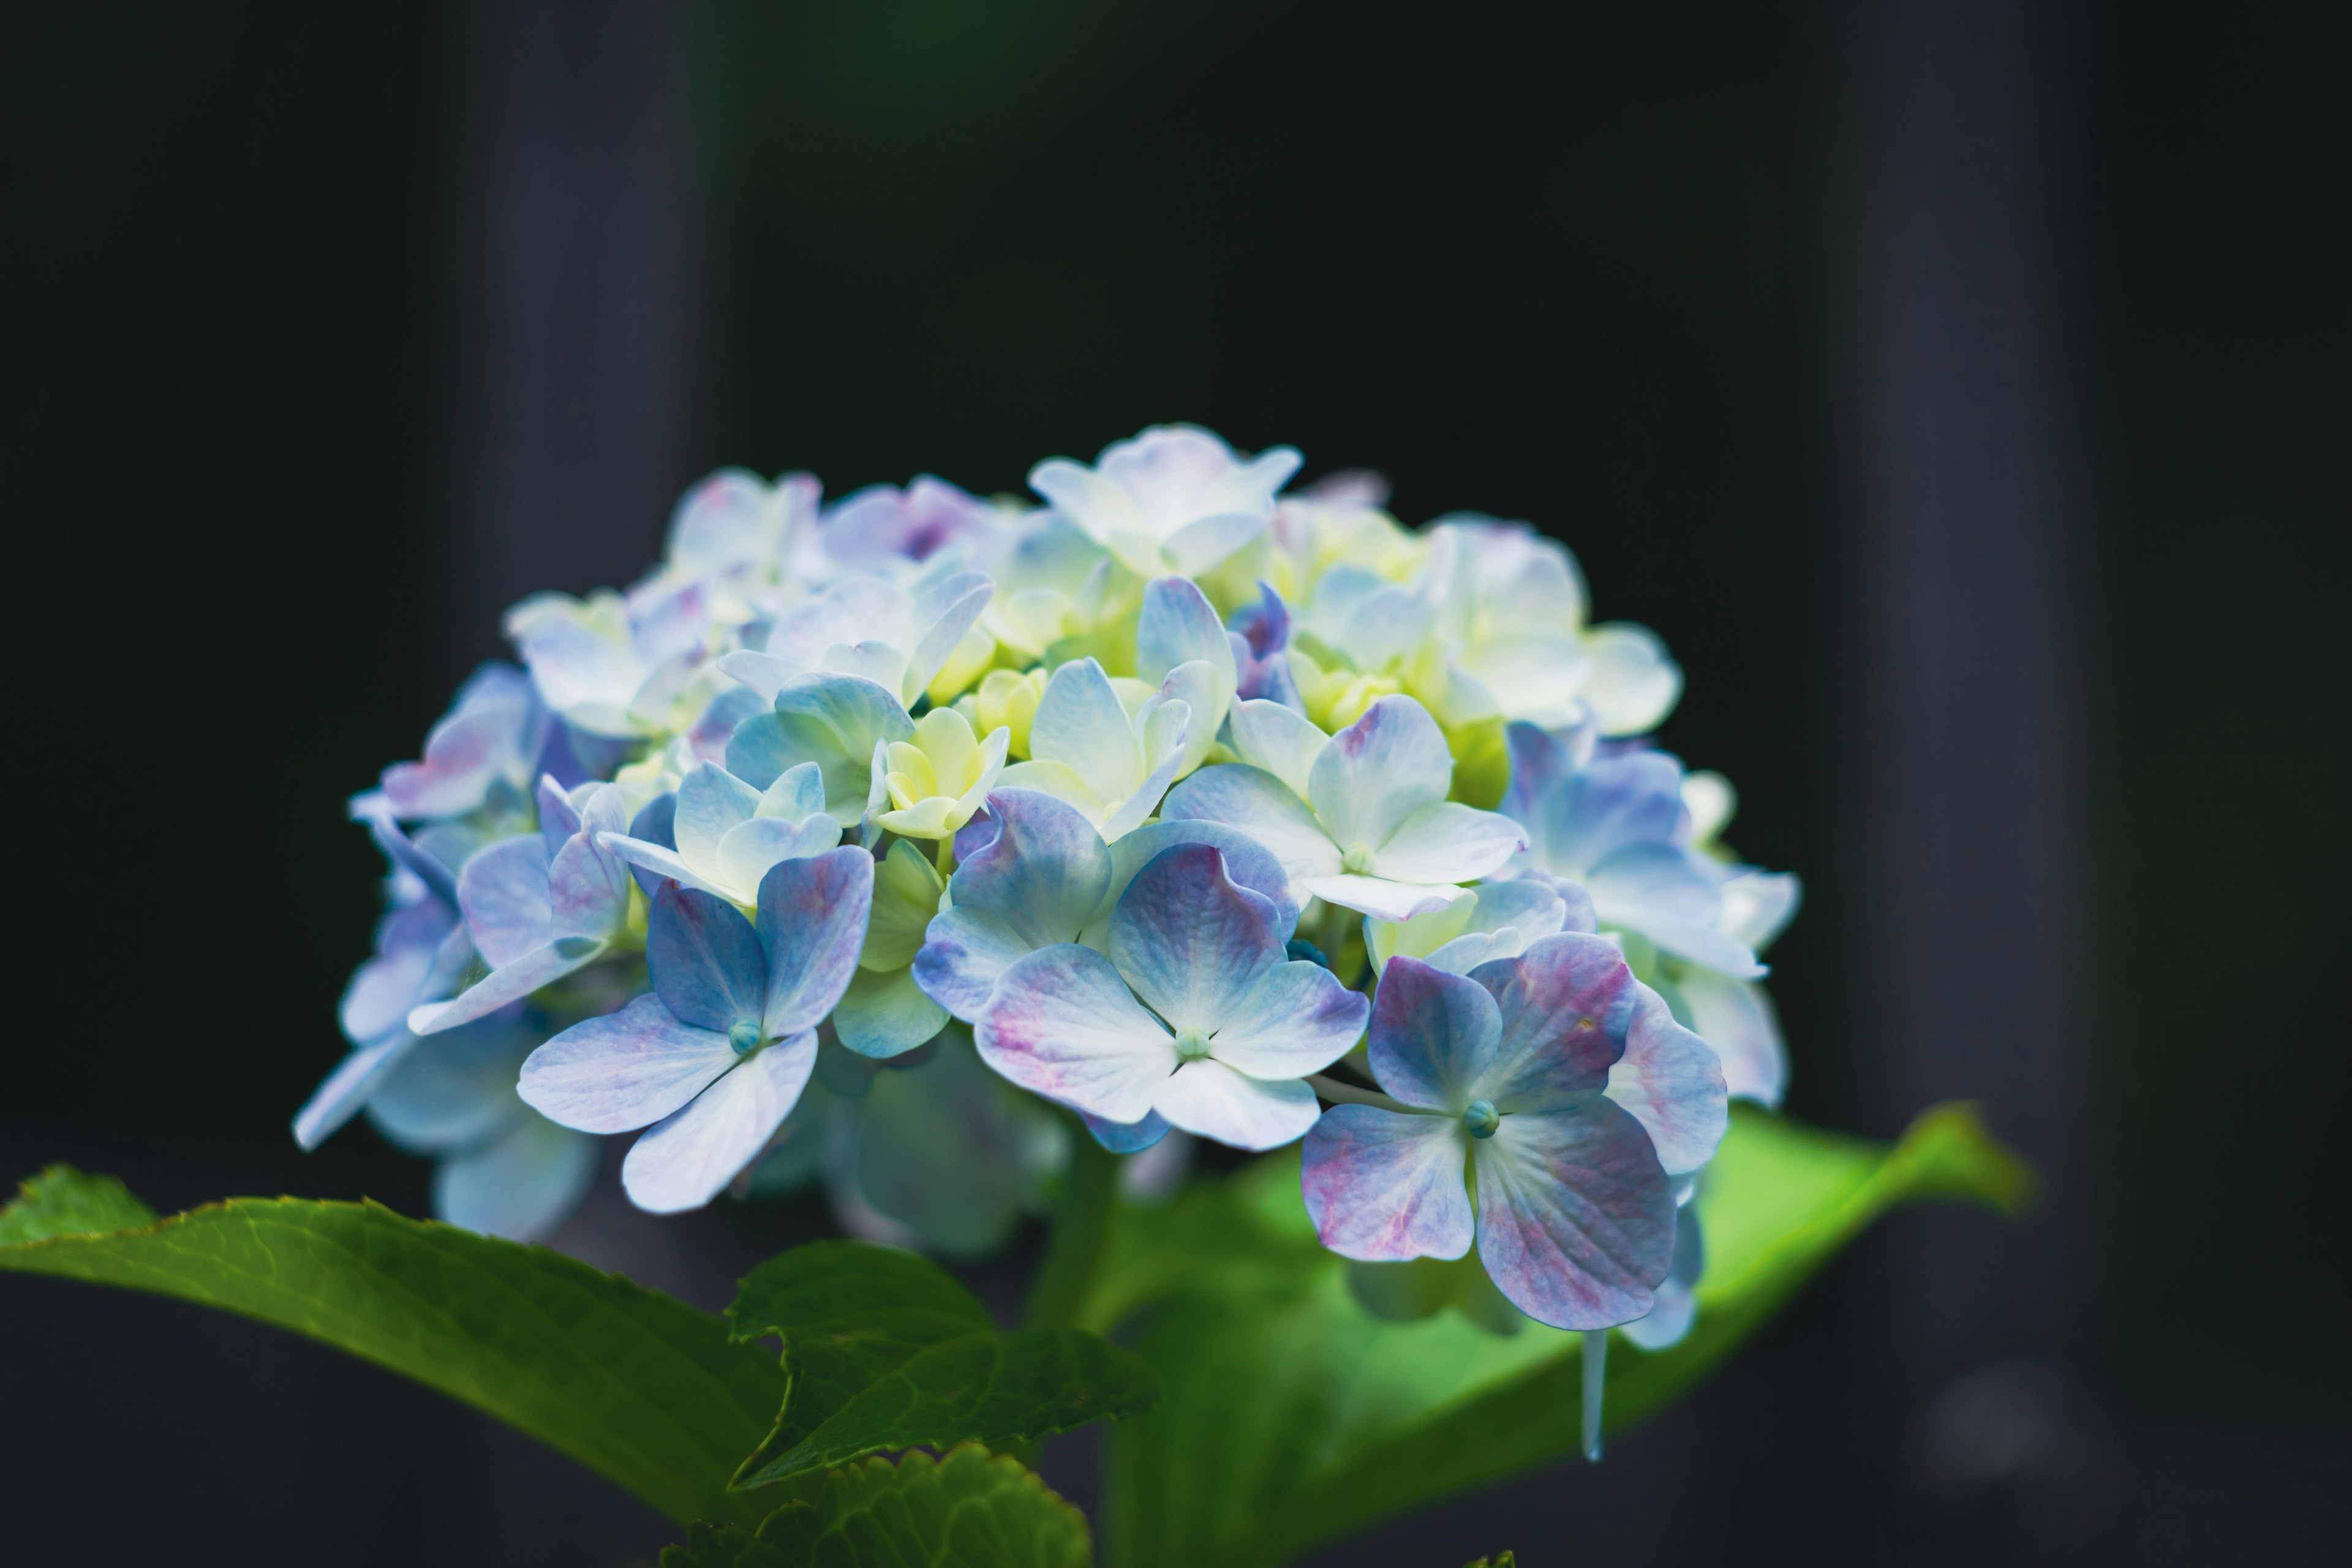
(1472, 1097, 1676, 1330)
(1226, 698, 1328, 800)
(716, 815, 839, 902)
(832, 965, 949, 1059)
(1298, 872, 1467, 922)
(1090, 816, 1301, 947)
(1150, 1057, 1320, 1150)
(1619, 1204, 1706, 1351)
(620, 1030, 819, 1214)
(1603, 985, 1729, 1175)
(405, 938, 605, 1037)
(1466, 932, 1635, 1112)
(1370, 801, 1526, 885)
(1028, 658, 1144, 802)
(293, 1033, 418, 1152)
(518, 993, 738, 1133)
(756, 846, 877, 1037)
(1208, 960, 1369, 1080)
(911, 905, 1031, 1022)
(648, 884, 767, 1031)
(1308, 695, 1452, 853)
(675, 763, 761, 870)
(951, 787, 1114, 951)
(973, 943, 1174, 1124)
(1107, 843, 1285, 1033)
(1671, 970, 1787, 1106)
(1366, 956, 1501, 1112)
(1586, 845, 1763, 978)
(456, 835, 554, 969)
(1581, 623, 1681, 736)
(433, 1116, 597, 1243)
(1302, 1103, 1475, 1262)
(1160, 763, 1343, 888)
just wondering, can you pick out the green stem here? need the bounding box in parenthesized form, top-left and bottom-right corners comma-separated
(1024, 1120, 1120, 1332)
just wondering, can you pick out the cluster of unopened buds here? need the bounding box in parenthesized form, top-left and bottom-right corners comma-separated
(300, 423, 1798, 1365)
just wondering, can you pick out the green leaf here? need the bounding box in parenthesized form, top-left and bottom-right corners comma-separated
(1463, 1555, 1518, 1568)
(0, 1169, 783, 1526)
(727, 1242, 1161, 1490)
(664, 1444, 1091, 1568)
(1104, 1103, 2031, 1568)
(0, 1164, 157, 1244)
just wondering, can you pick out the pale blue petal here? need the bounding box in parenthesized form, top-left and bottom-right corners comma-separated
(1602, 985, 1728, 1175)
(621, 1030, 818, 1213)
(1150, 1058, 1319, 1150)
(902, 570, 996, 700)
(647, 885, 767, 1031)
(1618, 1205, 1705, 1351)
(1082, 1108, 1171, 1153)
(1466, 932, 1635, 1112)
(519, 993, 738, 1133)
(727, 673, 914, 824)
(910, 905, 1031, 1022)
(1472, 1097, 1675, 1330)
(406, 938, 604, 1036)
(1297, 871, 1466, 922)
(1107, 843, 1284, 1033)
(535, 775, 583, 858)
(624, 792, 679, 899)
(1370, 801, 1525, 884)
(1366, 956, 1501, 1113)
(1160, 763, 1342, 889)
(1028, 658, 1142, 802)
(1137, 576, 1236, 687)
(339, 896, 460, 1043)
(456, 835, 553, 969)
(755, 846, 876, 1037)
(756, 760, 829, 823)
(369, 1019, 535, 1152)
(1672, 970, 1787, 1106)
(1717, 869, 1801, 953)
(1581, 623, 1681, 736)
(1587, 845, 1763, 977)
(1161, 511, 1270, 575)
(973, 944, 1173, 1125)
(548, 831, 630, 940)
(293, 1033, 417, 1151)
(1088, 817, 1301, 947)
(1540, 751, 1688, 877)
(832, 965, 950, 1059)
(1226, 698, 1327, 800)
(1308, 695, 1453, 854)
(598, 835, 733, 902)
(718, 815, 840, 899)
(433, 1116, 597, 1243)
(947, 786, 1113, 951)
(854, 1036, 1040, 1256)
(1302, 1104, 1474, 1262)
(1204, 960, 1368, 1080)
(676, 763, 761, 868)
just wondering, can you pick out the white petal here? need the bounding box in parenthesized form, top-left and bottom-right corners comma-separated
(620, 1030, 818, 1214)
(518, 993, 739, 1133)
(1150, 1058, 1320, 1151)
(1227, 698, 1328, 800)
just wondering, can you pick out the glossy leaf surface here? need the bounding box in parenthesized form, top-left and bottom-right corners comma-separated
(665, 1445, 1091, 1568)
(0, 1167, 782, 1526)
(728, 1242, 1160, 1489)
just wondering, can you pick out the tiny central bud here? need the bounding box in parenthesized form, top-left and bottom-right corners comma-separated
(728, 1018, 763, 1055)
(1173, 1027, 1213, 1061)
(1341, 842, 1377, 875)
(1463, 1098, 1501, 1139)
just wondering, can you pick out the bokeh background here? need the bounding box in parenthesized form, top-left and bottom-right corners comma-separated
(3, 2, 2343, 1563)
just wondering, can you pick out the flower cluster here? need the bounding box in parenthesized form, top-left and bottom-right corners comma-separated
(300, 424, 1799, 1341)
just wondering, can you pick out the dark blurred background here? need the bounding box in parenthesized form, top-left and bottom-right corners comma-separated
(2, 1, 2343, 1563)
